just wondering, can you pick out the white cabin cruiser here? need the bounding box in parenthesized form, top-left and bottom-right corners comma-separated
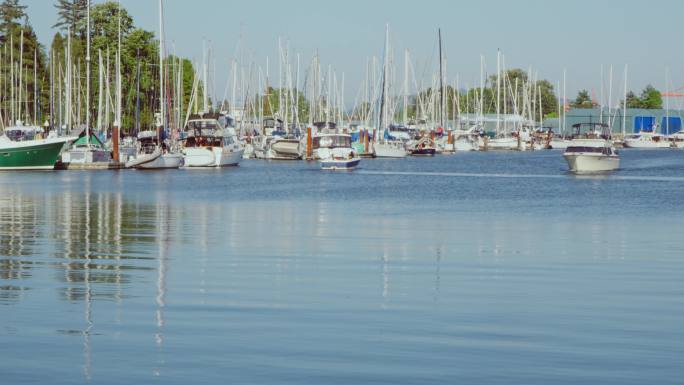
(315, 133, 361, 170)
(181, 115, 244, 167)
(563, 123, 619, 173)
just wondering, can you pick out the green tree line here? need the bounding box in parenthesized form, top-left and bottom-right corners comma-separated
(0, 0, 199, 134)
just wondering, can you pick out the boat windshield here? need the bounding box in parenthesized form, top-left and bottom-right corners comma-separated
(566, 146, 615, 155)
(4, 128, 39, 141)
(314, 135, 351, 148)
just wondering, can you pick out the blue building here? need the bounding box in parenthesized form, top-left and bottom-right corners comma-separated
(543, 108, 684, 135)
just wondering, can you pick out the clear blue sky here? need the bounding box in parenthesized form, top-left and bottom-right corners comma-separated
(20, 0, 684, 107)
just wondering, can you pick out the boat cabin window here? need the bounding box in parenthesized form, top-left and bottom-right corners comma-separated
(314, 135, 351, 148)
(186, 120, 222, 131)
(566, 146, 614, 155)
(5, 129, 35, 141)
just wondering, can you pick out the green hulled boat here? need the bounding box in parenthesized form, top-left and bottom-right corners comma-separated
(0, 126, 74, 170)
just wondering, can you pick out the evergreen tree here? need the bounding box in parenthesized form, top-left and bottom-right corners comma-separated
(624, 91, 640, 108)
(571, 90, 594, 109)
(0, 0, 27, 38)
(53, 0, 87, 37)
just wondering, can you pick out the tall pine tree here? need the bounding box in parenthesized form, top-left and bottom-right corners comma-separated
(53, 0, 87, 37)
(0, 0, 27, 39)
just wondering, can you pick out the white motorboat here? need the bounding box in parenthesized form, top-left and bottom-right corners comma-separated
(623, 131, 672, 149)
(182, 114, 245, 167)
(563, 123, 619, 173)
(315, 133, 361, 170)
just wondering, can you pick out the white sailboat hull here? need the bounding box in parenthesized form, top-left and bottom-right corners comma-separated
(138, 152, 183, 169)
(217, 147, 244, 166)
(270, 139, 301, 159)
(623, 139, 671, 149)
(453, 138, 479, 151)
(486, 137, 520, 151)
(374, 142, 407, 158)
(125, 148, 162, 168)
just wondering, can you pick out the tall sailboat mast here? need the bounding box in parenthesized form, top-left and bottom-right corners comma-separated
(159, 0, 165, 133)
(86, 0, 91, 143)
(377, 24, 389, 136)
(438, 28, 445, 129)
(116, 0, 122, 132)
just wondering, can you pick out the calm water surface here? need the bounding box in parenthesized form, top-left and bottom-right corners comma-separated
(1, 150, 683, 384)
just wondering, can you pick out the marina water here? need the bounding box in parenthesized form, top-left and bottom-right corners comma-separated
(1, 150, 683, 384)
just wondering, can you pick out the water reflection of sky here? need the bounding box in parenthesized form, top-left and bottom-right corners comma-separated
(1, 152, 683, 384)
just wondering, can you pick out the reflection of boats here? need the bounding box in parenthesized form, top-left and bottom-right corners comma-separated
(624, 132, 672, 149)
(181, 115, 244, 167)
(563, 123, 619, 173)
(0, 125, 74, 170)
(315, 133, 360, 170)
